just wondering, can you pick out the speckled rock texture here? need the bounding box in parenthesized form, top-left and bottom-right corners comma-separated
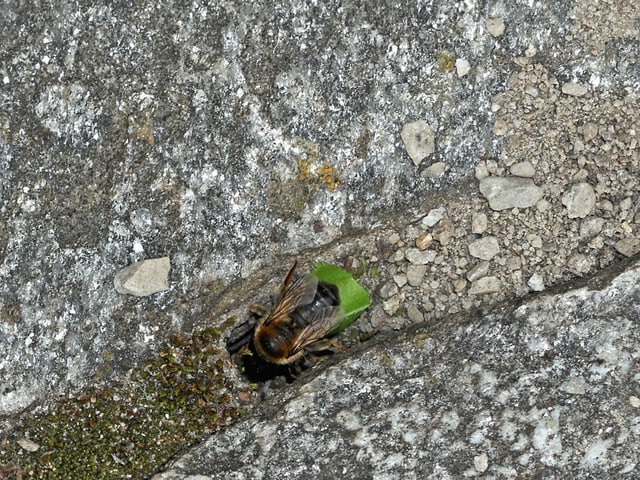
(154, 258, 640, 479)
(1, 1, 638, 467)
(1, 0, 504, 418)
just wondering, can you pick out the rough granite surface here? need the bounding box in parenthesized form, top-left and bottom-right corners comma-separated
(0, 0, 638, 476)
(154, 258, 640, 479)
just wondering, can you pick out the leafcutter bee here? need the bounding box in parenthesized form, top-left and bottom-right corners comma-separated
(227, 261, 345, 366)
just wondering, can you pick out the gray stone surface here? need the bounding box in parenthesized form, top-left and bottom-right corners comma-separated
(0, 4, 639, 476)
(1, 0, 507, 418)
(154, 259, 640, 479)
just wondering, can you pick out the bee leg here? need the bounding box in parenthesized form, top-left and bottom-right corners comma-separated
(226, 318, 258, 354)
(249, 304, 268, 317)
(287, 361, 305, 380)
(306, 338, 346, 354)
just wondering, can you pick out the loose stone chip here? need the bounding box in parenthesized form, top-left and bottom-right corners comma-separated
(401, 120, 435, 166)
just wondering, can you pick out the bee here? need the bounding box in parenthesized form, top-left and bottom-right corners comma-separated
(227, 261, 345, 366)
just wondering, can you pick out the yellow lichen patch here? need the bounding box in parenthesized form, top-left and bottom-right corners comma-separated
(129, 114, 154, 145)
(315, 162, 341, 191)
(377, 351, 394, 368)
(297, 157, 314, 181)
(296, 146, 341, 192)
(411, 332, 430, 348)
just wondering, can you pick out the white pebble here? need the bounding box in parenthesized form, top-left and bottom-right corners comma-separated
(485, 17, 505, 37)
(114, 257, 171, 297)
(455, 58, 471, 77)
(401, 120, 435, 166)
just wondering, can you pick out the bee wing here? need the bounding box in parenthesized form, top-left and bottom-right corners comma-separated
(263, 273, 318, 326)
(289, 305, 345, 356)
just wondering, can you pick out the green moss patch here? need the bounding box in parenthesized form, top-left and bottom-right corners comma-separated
(0, 326, 247, 479)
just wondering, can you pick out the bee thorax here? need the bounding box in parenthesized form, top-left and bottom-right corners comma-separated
(254, 327, 293, 362)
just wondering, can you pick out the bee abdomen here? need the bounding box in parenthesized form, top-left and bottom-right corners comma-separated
(291, 281, 340, 327)
(316, 282, 340, 306)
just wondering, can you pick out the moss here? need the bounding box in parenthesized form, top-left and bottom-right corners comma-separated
(377, 351, 394, 368)
(350, 254, 379, 280)
(411, 332, 430, 348)
(350, 256, 368, 279)
(368, 265, 380, 279)
(0, 324, 247, 479)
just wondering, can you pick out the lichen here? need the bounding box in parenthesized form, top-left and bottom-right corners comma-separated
(0, 324, 248, 479)
(128, 113, 155, 146)
(296, 141, 341, 191)
(437, 50, 456, 72)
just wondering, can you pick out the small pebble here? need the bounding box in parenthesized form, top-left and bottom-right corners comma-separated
(562, 182, 596, 219)
(562, 81, 588, 97)
(560, 376, 587, 395)
(582, 122, 599, 142)
(378, 281, 399, 299)
(421, 207, 446, 228)
(406, 265, 428, 287)
(527, 273, 545, 292)
(17, 438, 40, 452)
(474, 453, 489, 473)
(455, 58, 471, 77)
(579, 217, 605, 239)
(114, 257, 171, 297)
(406, 304, 424, 323)
(406, 247, 437, 265)
(387, 232, 401, 244)
(471, 213, 488, 234)
(468, 236, 500, 261)
(479, 176, 544, 211)
(453, 278, 467, 293)
(506, 256, 522, 271)
(536, 199, 551, 213)
(424, 161, 446, 178)
(492, 119, 508, 136)
(401, 120, 435, 166)
(393, 274, 408, 288)
(382, 296, 400, 315)
(475, 161, 489, 180)
(389, 249, 405, 262)
(614, 237, 640, 257)
(485, 17, 505, 37)
(469, 276, 501, 294)
(433, 219, 455, 246)
(509, 161, 535, 178)
(567, 253, 592, 275)
(466, 261, 490, 282)
(415, 232, 434, 251)
(526, 234, 542, 249)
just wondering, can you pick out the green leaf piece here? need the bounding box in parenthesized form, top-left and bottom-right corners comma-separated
(313, 262, 371, 333)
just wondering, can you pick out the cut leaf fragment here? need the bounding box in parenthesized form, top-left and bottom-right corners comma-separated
(313, 262, 370, 333)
